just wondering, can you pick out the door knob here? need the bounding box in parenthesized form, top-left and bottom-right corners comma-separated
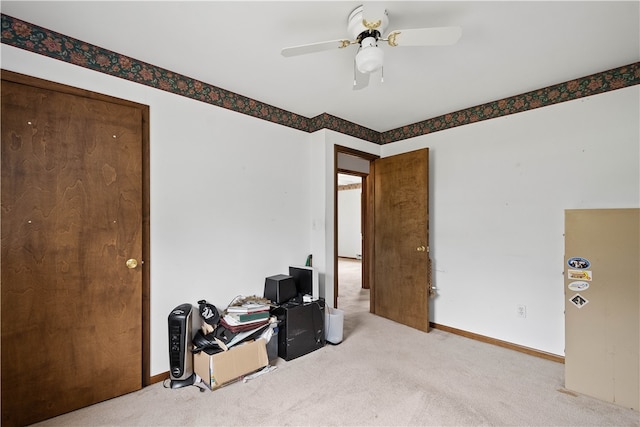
(416, 246, 426, 252)
(126, 258, 138, 269)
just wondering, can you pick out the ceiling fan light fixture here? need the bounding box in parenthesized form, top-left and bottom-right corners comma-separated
(355, 37, 384, 73)
(281, 5, 461, 89)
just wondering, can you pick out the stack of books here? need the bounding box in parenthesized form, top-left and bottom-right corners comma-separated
(221, 301, 271, 333)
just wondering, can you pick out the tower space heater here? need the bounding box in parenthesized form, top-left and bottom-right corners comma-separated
(167, 303, 206, 390)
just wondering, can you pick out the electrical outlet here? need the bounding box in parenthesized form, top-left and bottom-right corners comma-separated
(517, 304, 527, 318)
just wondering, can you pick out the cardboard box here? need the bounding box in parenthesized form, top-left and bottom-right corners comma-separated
(193, 339, 268, 390)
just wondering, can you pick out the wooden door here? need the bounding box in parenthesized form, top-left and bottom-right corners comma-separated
(373, 148, 430, 332)
(2, 76, 144, 426)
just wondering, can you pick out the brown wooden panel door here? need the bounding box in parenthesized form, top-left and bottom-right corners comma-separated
(373, 148, 430, 332)
(1, 79, 143, 426)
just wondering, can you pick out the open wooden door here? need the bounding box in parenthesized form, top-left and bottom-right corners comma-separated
(373, 148, 430, 332)
(1, 72, 147, 426)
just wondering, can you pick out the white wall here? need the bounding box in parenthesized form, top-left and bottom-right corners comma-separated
(381, 86, 640, 355)
(338, 187, 362, 258)
(149, 91, 314, 373)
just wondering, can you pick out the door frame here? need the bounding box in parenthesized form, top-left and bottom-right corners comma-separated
(334, 145, 378, 312)
(1, 69, 152, 386)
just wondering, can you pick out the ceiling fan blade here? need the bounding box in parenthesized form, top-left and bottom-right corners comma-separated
(281, 39, 352, 57)
(386, 26, 462, 47)
(353, 68, 370, 91)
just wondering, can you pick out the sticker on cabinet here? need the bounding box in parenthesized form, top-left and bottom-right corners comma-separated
(568, 269, 592, 281)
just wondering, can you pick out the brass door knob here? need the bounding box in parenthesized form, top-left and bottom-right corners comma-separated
(126, 259, 138, 269)
(417, 246, 426, 252)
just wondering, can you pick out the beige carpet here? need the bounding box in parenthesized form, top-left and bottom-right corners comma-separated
(32, 258, 639, 426)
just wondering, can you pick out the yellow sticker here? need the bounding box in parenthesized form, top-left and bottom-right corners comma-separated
(567, 269, 592, 281)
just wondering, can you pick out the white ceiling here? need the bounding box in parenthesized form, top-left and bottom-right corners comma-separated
(2, 1, 639, 133)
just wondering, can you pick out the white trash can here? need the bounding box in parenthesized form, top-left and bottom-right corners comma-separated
(324, 307, 344, 344)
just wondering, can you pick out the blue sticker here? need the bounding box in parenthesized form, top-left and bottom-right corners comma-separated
(567, 257, 590, 269)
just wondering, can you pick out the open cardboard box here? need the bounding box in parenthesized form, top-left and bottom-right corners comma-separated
(194, 339, 269, 390)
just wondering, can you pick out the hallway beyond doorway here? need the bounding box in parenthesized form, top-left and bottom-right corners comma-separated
(337, 257, 369, 313)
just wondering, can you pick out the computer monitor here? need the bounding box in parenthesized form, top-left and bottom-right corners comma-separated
(288, 265, 319, 301)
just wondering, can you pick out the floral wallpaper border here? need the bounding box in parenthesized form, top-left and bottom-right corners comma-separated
(2, 14, 639, 145)
(380, 63, 640, 144)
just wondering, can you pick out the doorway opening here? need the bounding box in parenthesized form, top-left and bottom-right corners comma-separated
(334, 145, 378, 312)
(334, 145, 431, 333)
(337, 173, 367, 311)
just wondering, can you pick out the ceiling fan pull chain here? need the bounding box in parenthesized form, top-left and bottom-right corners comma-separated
(353, 60, 357, 86)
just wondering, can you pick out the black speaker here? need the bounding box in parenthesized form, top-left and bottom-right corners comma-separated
(273, 300, 325, 361)
(264, 274, 297, 304)
(168, 303, 193, 381)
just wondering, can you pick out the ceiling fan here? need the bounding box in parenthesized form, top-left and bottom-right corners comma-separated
(281, 3, 462, 90)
